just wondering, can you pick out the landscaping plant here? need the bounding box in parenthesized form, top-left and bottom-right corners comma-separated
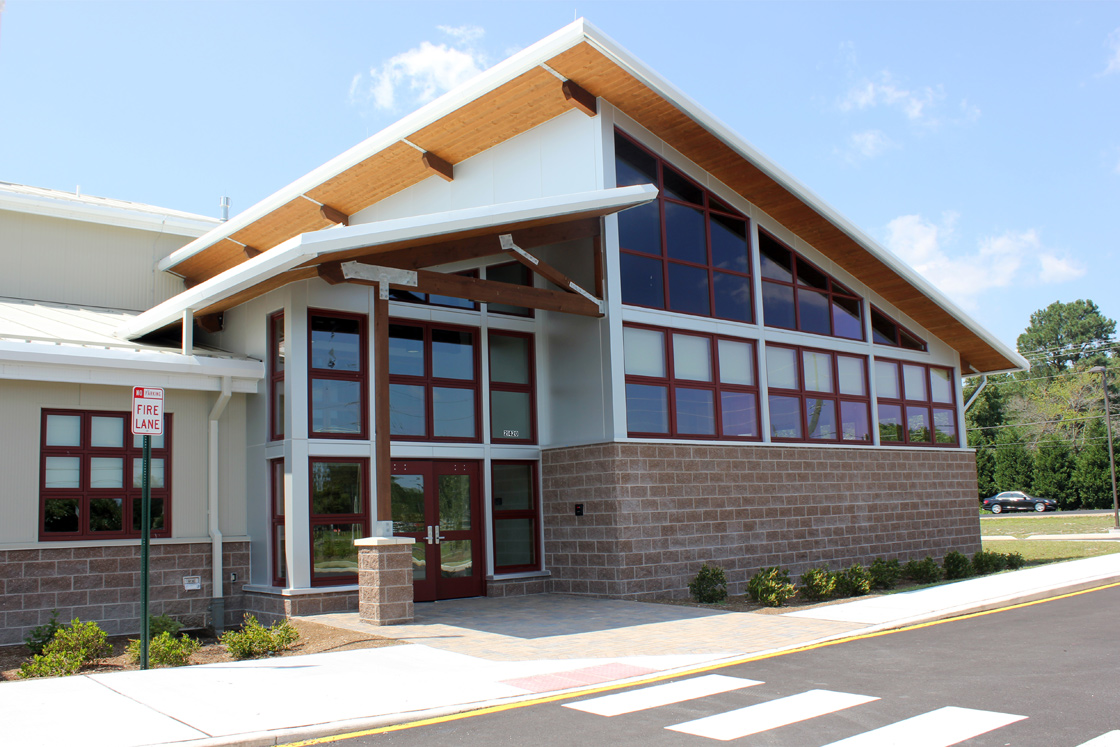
(834, 563, 872, 597)
(869, 558, 902, 590)
(971, 549, 1006, 576)
(24, 610, 62, 656)
(942, 551, 973, 580)
(747, 567, 796, 607)
(903, 556, 942, 585)
(688, 563, 728, 604)
(220, 614, 300, 660)
(148, 614, 184, 638)
(1004, 551, 1026, 570)
(19, 618, 109, 679)
(127, 631, 200, 668)
(798, 567, 836, 602)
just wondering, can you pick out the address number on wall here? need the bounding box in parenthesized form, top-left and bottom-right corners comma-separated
(502, 430, 520, 438)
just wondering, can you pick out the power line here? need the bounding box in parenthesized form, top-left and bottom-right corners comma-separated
(1017, 338, 1120, 359)
(966, 413, 1108, 431)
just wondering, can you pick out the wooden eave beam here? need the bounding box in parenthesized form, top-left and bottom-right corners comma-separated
(319, 204, 350, 226)
(323, 261, 602, 317)
(196, 313, 224, 333)
(421, 151, 454, 182)
(242, 245, 261, 259)
(561, 79, 597, 116)
(498, 233, 602, 311)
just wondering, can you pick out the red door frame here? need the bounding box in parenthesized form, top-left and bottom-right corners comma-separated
(391, 459, 485, 602)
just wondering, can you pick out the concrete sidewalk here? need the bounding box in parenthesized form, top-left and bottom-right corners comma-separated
(4, 553, 1119, 747)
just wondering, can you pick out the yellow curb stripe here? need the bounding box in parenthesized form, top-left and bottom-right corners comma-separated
(280, 581, 1120, 746)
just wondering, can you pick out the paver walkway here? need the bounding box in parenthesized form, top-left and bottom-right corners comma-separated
(308, 595, 866, 661)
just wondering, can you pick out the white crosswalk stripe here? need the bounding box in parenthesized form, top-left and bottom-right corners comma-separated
(818, 706, 1027, 747)
(1077, 732, 1120, 747)
(563, 675, 762, 717)
(666, 688, 879, 741)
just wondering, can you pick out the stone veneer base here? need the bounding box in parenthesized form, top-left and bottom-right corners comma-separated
(542, 442, 981, 600)
(0, 541, 250, 646)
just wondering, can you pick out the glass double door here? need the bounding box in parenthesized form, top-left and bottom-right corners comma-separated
(390, 460, 484, 602)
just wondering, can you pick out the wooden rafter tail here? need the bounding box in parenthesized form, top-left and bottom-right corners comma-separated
(319, 204, 350, 226)
(421, 151, 454, 182)
(498, 234, 602, 308)
(561, 79, 597, 116)
(242, 245, 261, 259)
(196, 313, 224, 333)
(317, 262, 347, 285)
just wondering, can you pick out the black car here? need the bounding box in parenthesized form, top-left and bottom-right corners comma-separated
(982, 491, 1057, 513)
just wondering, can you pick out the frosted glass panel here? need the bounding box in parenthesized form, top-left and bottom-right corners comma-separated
(766, 347, 798, 389)
(132, 458, 165, 489)
(673, 334, 711, 382)
(624, 327, 665, 378)
(91, 417, 124, 448)
(718, 340, 754, 385)
(45, 457, 80, 488)
(931, 368, 953, 403)
(46, 415, 81, 447)
(802, 351, 833, 393)
(838, 356, 866, 396)
(90, 458, 124, 488)
(904, 365, 927, 401)
(875, 361, 900, 399)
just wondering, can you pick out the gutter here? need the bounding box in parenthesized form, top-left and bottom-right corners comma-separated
(208, 376, 232, 633)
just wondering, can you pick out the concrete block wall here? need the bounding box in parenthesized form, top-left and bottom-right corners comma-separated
(242, 589, 359, 626)
(542, 442, 981, 599)
(0, 541, 250, 646)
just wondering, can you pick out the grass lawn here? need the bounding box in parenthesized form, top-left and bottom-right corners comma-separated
(979, 514, 1117, 537)
(980, 513, 1120, 563)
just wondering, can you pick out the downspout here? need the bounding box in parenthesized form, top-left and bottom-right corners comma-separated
(208, 376, 232, 633)
(964, 374, 988, 412)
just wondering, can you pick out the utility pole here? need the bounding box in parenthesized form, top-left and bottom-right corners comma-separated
(1089, 366, 1119, 533)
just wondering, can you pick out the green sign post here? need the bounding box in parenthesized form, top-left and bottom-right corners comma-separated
(132, 387, 164, 671)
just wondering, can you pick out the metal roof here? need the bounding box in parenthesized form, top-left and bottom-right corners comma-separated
(0, 181, 220, 237)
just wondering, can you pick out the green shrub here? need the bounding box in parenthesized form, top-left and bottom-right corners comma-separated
(943, 551, 972, 580)
(149, 614, 183, 638)
(688, 563, 728, 604)
(869, 558, 902, 590)
(18, 618, 109, 679)
(799, 567, 836, 601)
(747, 567, 796, 607)
(127, 631, 200, 668)
(835, 564, 872, 597)
(972, 549, 1007, 576)
(1004, 551, 1026, 570)
(904, 556, 942, 585)
(220, 614, 299, 660)
(24, 610, 62, 656)
(18, 650, 84, 679)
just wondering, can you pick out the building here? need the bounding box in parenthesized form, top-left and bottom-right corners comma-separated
(0, 20, 1027, 644)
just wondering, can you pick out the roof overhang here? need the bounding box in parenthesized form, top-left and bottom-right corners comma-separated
(152, 19, 1025, 374)
(0, 185, 218, 237)
(121, 185, 656, 340)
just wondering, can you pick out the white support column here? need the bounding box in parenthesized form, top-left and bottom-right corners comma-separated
(287, 438, 312, 588)
(182, 309, 194, 355)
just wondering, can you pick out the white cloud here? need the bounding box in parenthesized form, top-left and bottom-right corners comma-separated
(1105, 27, 1120, 75)
(885, 214, 1085, 310)
(350, 27, 488, 112)
(847, 129, 897, 159)
(839, 71, 945, 123)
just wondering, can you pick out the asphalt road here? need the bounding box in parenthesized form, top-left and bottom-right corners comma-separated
(339, 584, 1120, 747)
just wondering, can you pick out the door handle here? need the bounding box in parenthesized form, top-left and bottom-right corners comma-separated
(426, 525, 435, 545)
(435, 524, 445, 544)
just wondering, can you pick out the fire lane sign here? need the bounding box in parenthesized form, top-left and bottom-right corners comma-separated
(132, 387, 165, 435)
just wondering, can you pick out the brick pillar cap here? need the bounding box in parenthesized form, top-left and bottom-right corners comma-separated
(354, 536, 415, 547)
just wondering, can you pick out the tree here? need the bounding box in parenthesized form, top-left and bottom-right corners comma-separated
(1072, 420, 1115, 510)
(1016, 300, 1116, 375)
(992, 429, 1033, 492)
(1031, 435, 1075, 509)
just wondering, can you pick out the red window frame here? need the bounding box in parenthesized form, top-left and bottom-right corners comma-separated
(268, 311, 285, 442)
(39, 409, 173, 540)
(874, 358, 959, 446)
(870, 306, 928, 351)
(488, 330, 537, 445)
(269, 458, 286, 587)
(615, 129, 755, 324)
(490, 460, 542, 574)
(308, 309, 369, 440)
(765, 344, 873, 444)
(388, 319, 482, 443)
(308, 457, 370, 587)
(623, 323, 762, 441)
(758, 229, 865, 341)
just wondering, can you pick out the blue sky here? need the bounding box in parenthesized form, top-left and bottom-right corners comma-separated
(2, 1, 1118, 352)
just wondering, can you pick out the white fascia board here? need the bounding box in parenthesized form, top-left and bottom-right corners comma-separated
(157, 20, 598, 273)
(0, 191, 219, 238)
(577, 21, 1028, 372)
(0, 342, 263, 392)
(128, 185, 656, 340)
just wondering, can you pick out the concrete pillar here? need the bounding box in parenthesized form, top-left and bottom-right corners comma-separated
(355, 537, 415, 625)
